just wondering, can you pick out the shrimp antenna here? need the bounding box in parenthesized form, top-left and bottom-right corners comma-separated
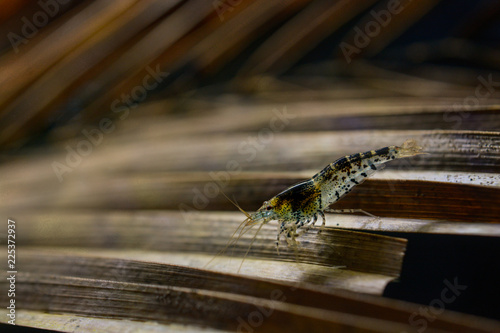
(220, 190, 252, 219)
(219, 190, 267, 272)
(238, 222, 264, 273)
(203, 190, 254, 270)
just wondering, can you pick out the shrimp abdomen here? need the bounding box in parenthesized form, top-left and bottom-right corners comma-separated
(313, 139, 423, 207)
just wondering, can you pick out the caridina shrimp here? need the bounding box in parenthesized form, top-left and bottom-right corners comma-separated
(207, 139, 424, 271)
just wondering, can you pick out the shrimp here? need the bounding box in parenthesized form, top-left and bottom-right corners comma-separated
(206, 139, 424, 271)
(243, 139, 424, 251)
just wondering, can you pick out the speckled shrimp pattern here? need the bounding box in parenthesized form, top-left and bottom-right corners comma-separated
(248, 139, 423, 249)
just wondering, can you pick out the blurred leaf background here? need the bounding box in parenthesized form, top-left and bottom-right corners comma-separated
(1, 0, 500, 332)
(0, 0, 499, 150)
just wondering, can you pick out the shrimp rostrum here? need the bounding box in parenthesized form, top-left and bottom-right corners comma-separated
(241, 139, 424, 252)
